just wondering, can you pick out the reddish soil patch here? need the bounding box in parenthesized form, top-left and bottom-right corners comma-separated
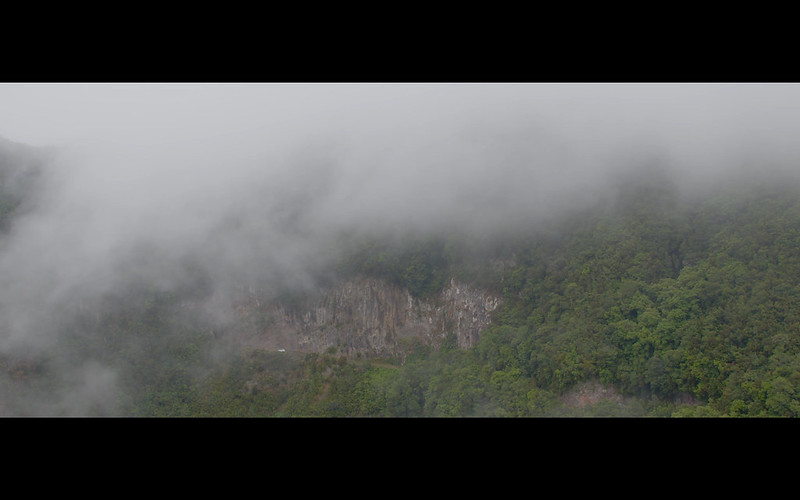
(560, 380, 624, 408)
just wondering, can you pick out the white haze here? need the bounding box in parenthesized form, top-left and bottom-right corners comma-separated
(1, 82, 800, 414)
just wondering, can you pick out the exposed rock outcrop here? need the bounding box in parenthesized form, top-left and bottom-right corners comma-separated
(231, 277, 501, 358)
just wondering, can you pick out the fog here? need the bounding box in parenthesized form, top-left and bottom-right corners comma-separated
(1, 82, 800, 414)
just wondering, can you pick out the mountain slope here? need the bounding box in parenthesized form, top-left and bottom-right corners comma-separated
(251, 173, 800, 417)
(2, 133, 800, 416)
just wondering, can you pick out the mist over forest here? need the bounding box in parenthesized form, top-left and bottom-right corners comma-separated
(2, 83, 800, 416)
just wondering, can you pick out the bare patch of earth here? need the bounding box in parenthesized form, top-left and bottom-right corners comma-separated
(560, 380, 625, 408)
(560, 380, 702, 409)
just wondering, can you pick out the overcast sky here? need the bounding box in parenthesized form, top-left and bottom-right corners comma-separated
(1, 83, 798, 147)
(2, 83, 800, 293)
(3, 83, 800, 177)
(2, 82, 800, 249)
(1, 83, 799, 306)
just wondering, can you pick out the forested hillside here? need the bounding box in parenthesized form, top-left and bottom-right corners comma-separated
(252, 172, 800, 417)
(5, 145, 800, 416)
(3, 127, 800, 416)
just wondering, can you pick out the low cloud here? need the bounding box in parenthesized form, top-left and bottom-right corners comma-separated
(1, 82, 800, 413)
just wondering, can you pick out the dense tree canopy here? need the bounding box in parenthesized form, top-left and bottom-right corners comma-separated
(3, 165, 800, 417)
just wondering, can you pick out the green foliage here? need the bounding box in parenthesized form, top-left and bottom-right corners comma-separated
(334, 228, 512, 299)
(7, 170, 800, 417)
(114, 176, 800, 416)
(227, 175, 800, 417)
(335, 231, 454, 299)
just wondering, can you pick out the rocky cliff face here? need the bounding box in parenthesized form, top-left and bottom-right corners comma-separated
(230, 277, 501, 358)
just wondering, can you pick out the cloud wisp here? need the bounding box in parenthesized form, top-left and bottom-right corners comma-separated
(1, 82, 800, 414)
